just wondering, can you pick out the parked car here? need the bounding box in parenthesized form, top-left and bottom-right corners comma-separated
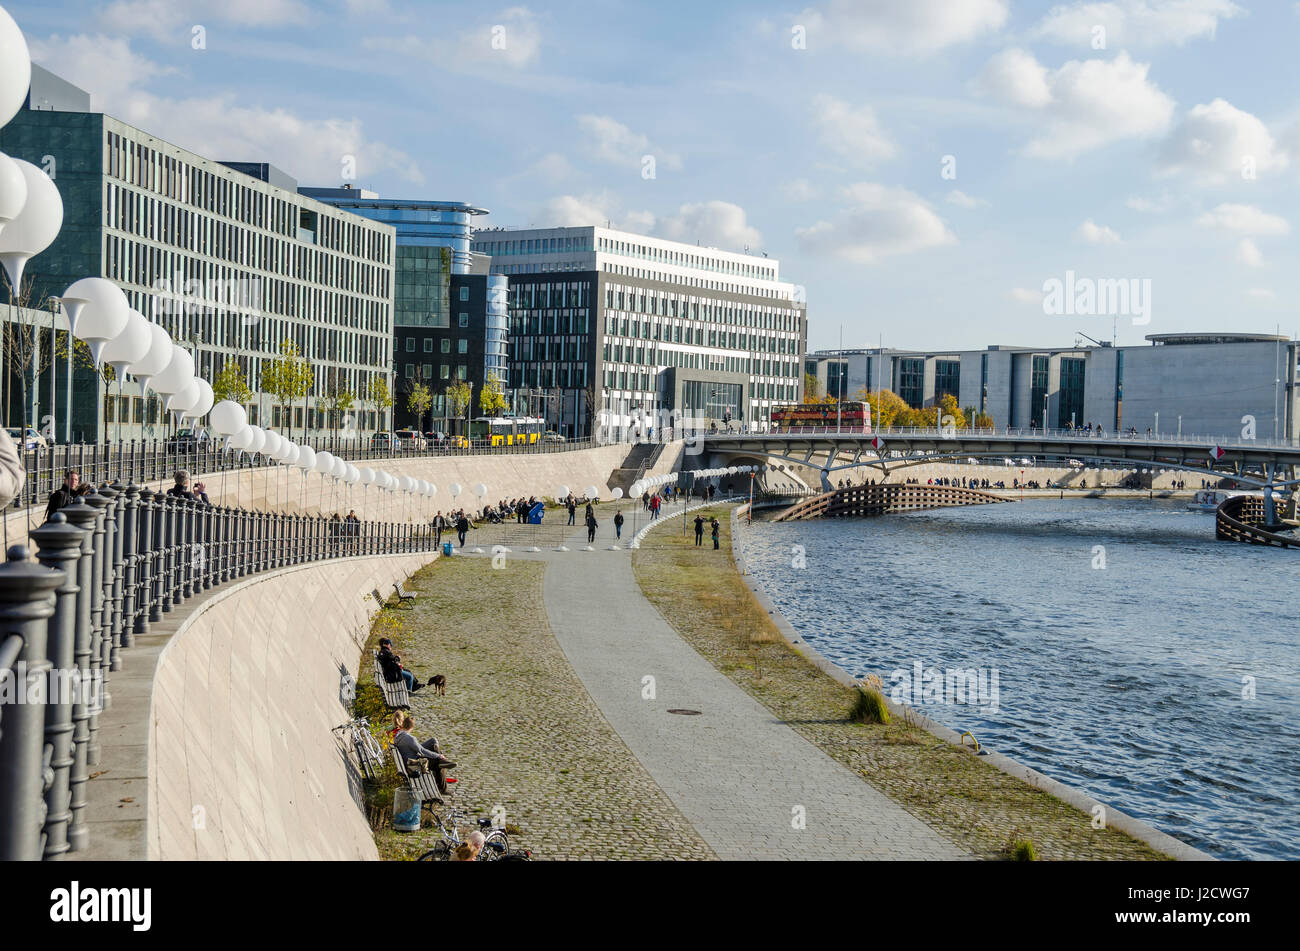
(394, 429, 421, 450)
(370, 431, 395, 450)
(166, 428, 210, 452)
(543, 431, 566, 443)
(5, 426, 47, 450)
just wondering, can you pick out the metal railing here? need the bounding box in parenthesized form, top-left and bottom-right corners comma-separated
(705, 426, 1300, 450)
(0, 483, 440, 860)
(10, 435, 606, 513)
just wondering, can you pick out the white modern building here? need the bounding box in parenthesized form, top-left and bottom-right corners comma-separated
(471, 225, 807, 438)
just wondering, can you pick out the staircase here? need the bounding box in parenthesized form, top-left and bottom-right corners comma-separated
(608, 442, 667, 495)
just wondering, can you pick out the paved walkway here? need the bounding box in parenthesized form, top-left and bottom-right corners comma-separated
(463, 524, 966, 860)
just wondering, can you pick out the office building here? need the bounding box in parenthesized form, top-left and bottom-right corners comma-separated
(807, 333, 1300, 440)
(471, 225, 807, 438)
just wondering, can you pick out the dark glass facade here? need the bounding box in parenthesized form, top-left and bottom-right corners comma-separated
(898, 357, 925, 408)
(1030, 355, 1049, 427)
(934, 359, 960, 403)
(1058, 357, 1085, 428)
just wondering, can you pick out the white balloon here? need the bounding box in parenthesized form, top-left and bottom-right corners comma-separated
(227, 426, 253, 451)
(449, 482, 462, 498)
(150, 345, 195, 397)
(429, 484, 438, 497)
(341, 461, 355, 482)
(165, 379, 199, 416)
(282, 445, 300, 467)
(184, 379, 214, 421)
(0, 151, 28, 234)
(612, 488, 624, 500)
(261, 430, 283, 459)
(0, 5, 31, 128)
(474, 482, 487, 498)
(556, 484, 570, 499)
(399, 475, 414, 492)
(210, 400, 248, 437)
(358, 466, 375, 485)
(68, 277, 129, 367)
(246, 427, 266, 455)
(128, 323, 174, 393)
(584, 484, 598, 498)
(100, 308, 151, 379)
(313, 450, 334, 474)
(0, 159, 61, 290)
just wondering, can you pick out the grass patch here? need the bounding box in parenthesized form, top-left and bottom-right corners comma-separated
(849, 687, 890, 725)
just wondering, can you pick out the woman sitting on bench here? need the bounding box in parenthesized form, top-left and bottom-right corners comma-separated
(393, 714, 456, 795)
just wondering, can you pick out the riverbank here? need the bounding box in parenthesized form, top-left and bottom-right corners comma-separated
(630, 505, 1175, 860)
(355, 556, 713, 860)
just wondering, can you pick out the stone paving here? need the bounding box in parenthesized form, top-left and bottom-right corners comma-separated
(391, 557, 714, 860)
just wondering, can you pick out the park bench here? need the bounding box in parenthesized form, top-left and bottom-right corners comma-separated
(391, 747, 444, 805)
(394, 580, 417, 604)
(372, 650, 410, 709)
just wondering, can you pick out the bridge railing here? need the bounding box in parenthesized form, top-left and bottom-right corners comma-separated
(0, 484, 439, 861)
(9, 435, 606, 513)
(705, 426, 1300, 451)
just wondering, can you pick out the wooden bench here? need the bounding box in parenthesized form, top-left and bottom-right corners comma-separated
(392, 748, 444, 805)
(372, 650, 410, 709)
(393, 581, 416, 604)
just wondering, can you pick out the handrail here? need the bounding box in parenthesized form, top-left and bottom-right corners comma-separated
(704, 426, 1300, 451)
(0, 483, 442, 860)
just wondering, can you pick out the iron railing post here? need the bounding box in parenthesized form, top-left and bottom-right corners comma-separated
(58, 499, 97, 850)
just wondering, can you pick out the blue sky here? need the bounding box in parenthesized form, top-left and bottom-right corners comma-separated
(10, 0, 1300, 351)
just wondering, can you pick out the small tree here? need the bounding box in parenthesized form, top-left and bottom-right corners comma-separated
(479, 372, 508, 416)
(212, 361, 253, 406)
(322, 380, 355, 441)
(366, 375, 393, 435)
(261, 338, 312, 440)
(804, 371, 820, 401)
(406, 382, 432, 431)
(445, 380, 471, 435)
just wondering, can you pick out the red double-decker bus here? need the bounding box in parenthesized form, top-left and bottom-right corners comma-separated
(771, 401, 873, 433)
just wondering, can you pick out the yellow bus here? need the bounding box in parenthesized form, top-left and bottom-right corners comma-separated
(469, 416, 545, 446)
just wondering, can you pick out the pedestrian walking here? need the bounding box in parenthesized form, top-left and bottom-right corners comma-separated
(567, 497, 577, 526)
(456, 512, 470, 547)
(642, 491, 650, 512)
(614, 509, 624, 540)
(433, 511, 445, 546)
(693, 514, 704, 546)
(710, 517, 720, 550)
(650, 495, 660, 519)
(586, 511, 598, 544)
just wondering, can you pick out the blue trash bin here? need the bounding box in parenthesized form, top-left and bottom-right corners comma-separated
(442, 541, 453, 557)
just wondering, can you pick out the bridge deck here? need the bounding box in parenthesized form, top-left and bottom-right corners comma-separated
(773, 483, 1007, 521)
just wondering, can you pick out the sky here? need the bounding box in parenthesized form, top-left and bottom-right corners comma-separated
(9, 0, 1300, 352)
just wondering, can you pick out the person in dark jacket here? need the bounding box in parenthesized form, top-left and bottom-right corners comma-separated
(455, 513, 470, 547)
(613, 509, 624, 540)
(693, 514, 705, 546)
(167, 470, 194, 501)
(567, 498, 577, 526)
(377, 638, 420, 692)
(586, 511, 598, 544)
(45, 469, 80, 522)
(432, 511, 446, 546)
(392, 714, 455, 795)
(710, 517, 721, 550)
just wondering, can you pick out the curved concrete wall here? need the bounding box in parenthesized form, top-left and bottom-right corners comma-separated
(146, 552, 434, 860)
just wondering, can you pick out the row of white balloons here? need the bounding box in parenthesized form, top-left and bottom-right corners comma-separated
(629, 465, 756, 499)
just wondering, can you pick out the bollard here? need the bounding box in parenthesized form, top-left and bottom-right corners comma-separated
(57, 499, 98, 847)
(0, 545, 64, 861)
(99, 483, 123, 673)
(120, 484, 140, 648)
(31, 514, 88, 860)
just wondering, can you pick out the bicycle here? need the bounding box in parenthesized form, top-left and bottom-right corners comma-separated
(331, 717, 384, 781)
(416, 808, 511, 861)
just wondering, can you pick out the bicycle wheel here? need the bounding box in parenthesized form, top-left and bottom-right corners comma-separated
(417, 840, 452, 861)
(478, 830, 509, 861)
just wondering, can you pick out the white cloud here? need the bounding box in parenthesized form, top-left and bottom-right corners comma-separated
(1126, 193, 1175, 213)
(946, 189, 988, 209)
(795, 183, 956, 264)
(98, 0, 310, 41)
(657, 201, 762, 251)
(1246, 288, 1275, 300)
(783, 178, 820, 201)
(1236, 238, 1264, 267)
(576, 115, 682, 171)
(30, 33, 423, 185)
(801, 0, 1009, 55)
(1196, 203, 1290, 235)
(975, 50, 1175, 159)
(363, 7, 542, 72)
(1031, 1, 1245, 48)
(1008, 287, 1041, 303)
(812, 96, 897, 165)
(1159, 99, 1286, 183)
(1077, 219, 1122, 244)
(536, 192, 626, 228)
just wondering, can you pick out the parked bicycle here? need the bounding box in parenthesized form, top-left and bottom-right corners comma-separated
(416, 808, 513, 861)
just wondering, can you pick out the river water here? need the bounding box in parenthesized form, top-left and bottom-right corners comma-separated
(741, 497, 1299, 860)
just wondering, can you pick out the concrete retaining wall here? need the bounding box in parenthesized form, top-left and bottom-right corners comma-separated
(146, 551, 435, 861)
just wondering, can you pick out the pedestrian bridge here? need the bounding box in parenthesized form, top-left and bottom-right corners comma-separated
(772, 482, 1008, 521)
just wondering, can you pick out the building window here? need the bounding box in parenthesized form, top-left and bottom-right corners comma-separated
(405, 337, 415, 352)
(458, 340, 468, 354)
(458, 313, 469, 328)
(457, 365, 467, 380)
(459, 286, 469, 301)
(440, 364, 450, 380)
(423, 338, 433, 352)
(441, 339, 451, 353)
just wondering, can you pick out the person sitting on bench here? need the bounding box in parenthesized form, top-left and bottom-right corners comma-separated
(378, 638, 420, 692)
(393, 714, 455, 795)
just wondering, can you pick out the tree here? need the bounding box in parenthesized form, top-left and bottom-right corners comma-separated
(366, 375, 393, 434)
(936, 393, 967, 430)
(260, 338, 313, 441)
(322, 378, 355, 441)
(479, 372, 508, 416)
(212, 361, 253, 406)
(854, 387, 910, 430)
(445, 380, 471, 435)
(406, 382, 432, 431)
(804, 371, 820, 402)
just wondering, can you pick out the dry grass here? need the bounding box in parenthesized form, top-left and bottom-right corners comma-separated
(631, 506, 1170, 861)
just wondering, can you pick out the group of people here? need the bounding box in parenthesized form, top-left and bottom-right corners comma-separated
(44, 468, 212, 523)
(430, 510, 474, 547)
(480, 497, 541, 524)
(692, 514, 722, 549)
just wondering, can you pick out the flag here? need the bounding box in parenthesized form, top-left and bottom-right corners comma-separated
(1209, 445, 1225, 460)
(871, 435, 886, 451)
